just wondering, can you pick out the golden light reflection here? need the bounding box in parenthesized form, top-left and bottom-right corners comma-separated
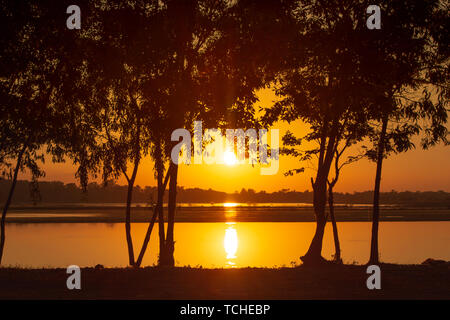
(225, 210, 237, 219)
(224, 223, 238, 261)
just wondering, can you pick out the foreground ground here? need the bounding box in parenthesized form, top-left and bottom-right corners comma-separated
(0, 264, 449, 299)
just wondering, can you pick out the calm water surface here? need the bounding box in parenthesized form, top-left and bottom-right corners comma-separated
(3, 221, 450, 268)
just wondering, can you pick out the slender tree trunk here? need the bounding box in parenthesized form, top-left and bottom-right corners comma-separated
(328, 183, 342, 263)
(135, 168, 170, 267)
(369, 115, 388, 265)
(0, 146, 26, 265)
(124, 159, 139, 267)
(163, 164, 178, 267)
(148, 142, 169, 266)
(135, 206, 158, 267)
(156, 167, 166, 266)
(124, 114, 141, 267)
(125, 181, 135, 266)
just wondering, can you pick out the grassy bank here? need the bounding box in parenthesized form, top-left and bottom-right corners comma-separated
(0, 264, 449, 299)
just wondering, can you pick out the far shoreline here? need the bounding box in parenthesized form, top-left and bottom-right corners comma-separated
(4, 203, 450, 223)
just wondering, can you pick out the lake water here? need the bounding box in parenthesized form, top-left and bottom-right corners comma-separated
(2, 221, 450, 268)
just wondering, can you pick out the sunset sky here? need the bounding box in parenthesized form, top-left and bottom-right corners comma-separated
(34, 88, 450, 193)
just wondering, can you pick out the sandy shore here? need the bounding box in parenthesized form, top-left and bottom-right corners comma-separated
(0, 264, 449, 299)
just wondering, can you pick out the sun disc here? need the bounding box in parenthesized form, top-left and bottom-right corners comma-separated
(224, 150, 237, 166)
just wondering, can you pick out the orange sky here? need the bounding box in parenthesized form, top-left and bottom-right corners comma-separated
(29, 88, 450, 193)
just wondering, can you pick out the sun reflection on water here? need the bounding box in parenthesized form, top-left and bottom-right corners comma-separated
(224, 223, 238, 266)
(224, 203, 238, 220)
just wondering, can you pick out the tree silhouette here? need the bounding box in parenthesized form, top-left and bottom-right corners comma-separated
(0, 1, 77, 263)
(359, 0, 449, 264)
(134, 0, 293, 266)
(326, 133, 366, 263)
(262, 1, 376, 265)
(49, 1, 182, 267)
(263, 0, 448, 265)
(85, 1, 168, 267)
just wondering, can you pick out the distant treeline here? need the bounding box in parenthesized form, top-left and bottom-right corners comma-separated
(1, 180, 449, 207)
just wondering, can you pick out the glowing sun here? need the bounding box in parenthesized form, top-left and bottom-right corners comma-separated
(223, 150, 238, 166)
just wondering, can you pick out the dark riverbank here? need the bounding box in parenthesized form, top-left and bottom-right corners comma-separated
(0, 264, 449, 299)
(4, 204, 450, 223)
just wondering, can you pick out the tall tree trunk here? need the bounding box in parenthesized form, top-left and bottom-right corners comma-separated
(305, 221, 327, 262)
(328, 183, 341, 263)
(301, 177, 328, 264)
(162, 164, 178, 267)
(369, 115, 388, 265)
(301, 126, 338, 265)
(135, 167, 170, 267)
(125, 181, 135, 266)
(124, 158, 139, 267)
(135, 206, 158, 267)
(156, 166, 166, 266)
(0, 146, 26, 265)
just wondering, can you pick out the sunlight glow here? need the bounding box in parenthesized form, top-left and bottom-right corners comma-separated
(223, 150, 238, 166)
(223, 202, 238, 207)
